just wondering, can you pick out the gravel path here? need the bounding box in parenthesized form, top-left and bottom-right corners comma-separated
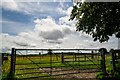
(42, 68, 98, 79)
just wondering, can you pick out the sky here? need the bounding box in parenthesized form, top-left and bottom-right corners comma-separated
(0, 0, 118, 52)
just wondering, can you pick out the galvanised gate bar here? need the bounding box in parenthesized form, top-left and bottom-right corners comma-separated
(10, 48, 106, 79)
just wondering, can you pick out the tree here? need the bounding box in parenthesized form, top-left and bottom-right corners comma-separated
(70, 2, 120, 43)
(47, 49, 52, 55)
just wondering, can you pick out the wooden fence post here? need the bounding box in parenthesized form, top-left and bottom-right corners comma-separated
(56, 54, 58, 61)
(73, 53, 74, 63)
(84, 55, 86, 61)
(61, 52, 64, 63)
(118, 51, 120, 59)
(48, 49, 52, 76)
(91, 51, 94, 59)
(0, 53, 2, 80)
(13, 49, 16, 75)
(75, 53, 77, 61)
(110, 49, 116, 72)
(1, 54, 3, 65)
(39, 52, 41, 60)
(10, 48, 15, 79)
(100, 48, 107, 75)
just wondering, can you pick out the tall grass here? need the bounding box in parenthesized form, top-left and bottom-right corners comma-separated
(2, 54, 105, 79)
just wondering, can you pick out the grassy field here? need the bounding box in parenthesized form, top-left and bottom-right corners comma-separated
(2, 54, 112, 79)
(2, 56, 10, 79)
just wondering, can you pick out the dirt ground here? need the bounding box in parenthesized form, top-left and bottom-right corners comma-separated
(43, 68, 98, 79)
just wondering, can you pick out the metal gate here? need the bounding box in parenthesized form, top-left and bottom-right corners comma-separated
(10, 48, 103, 79)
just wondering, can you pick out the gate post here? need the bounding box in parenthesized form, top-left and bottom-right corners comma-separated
(100, 48, 107, 75)
(48, 49, 52, 76)
(75, 53, 77, 61)
(10, 48, 15, 79)
(110, 49, 116, 73)
(84, 55, 86, 61)
(14, 49, 16, 75)
(61, 52, 64, 63)
(91, 51, 94, 59)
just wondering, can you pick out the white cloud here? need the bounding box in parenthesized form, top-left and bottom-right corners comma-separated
(57, 7, 66, 15)
(1, 2, 67, 16)
(57, 6, 73, 16)
(58, 7, 76, 27)
(1, 2, 40, 15)
(34, 16, 75, 41)
(1, 0, 19, 11)
(1, 6, 118, 51)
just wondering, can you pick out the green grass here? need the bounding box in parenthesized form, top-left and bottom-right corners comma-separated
(2, 54, 105, 79)
(105, 54, 113, 74)
(2, 57, 10, 79)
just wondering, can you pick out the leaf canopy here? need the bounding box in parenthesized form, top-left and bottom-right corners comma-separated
(70, 2, 120, 43)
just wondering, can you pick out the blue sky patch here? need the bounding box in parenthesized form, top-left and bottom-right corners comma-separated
(2, 2, 73, 35)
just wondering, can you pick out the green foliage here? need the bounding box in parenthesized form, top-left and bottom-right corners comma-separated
(2, 57, 10, 79)
(2, 73, 17, 80)
(114, 72, 120, 80)
(113, 61, 120, 80)
(106, 66, 112, 74)
(2, 73, 11, 80)
(96, 72, 105, 79)
(116, 61, 120, 72)
(47, 49, 52, 55)
(70, 2, 120, 43)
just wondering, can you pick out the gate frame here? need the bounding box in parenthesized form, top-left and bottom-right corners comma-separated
(10, 48, 16, 79)
(10, 48, 107, 78)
